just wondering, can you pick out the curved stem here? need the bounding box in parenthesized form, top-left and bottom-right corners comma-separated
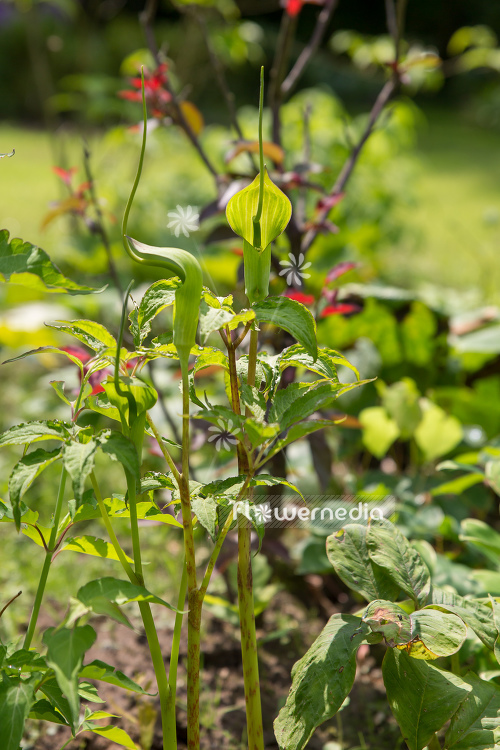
(24, 468, 67, 649)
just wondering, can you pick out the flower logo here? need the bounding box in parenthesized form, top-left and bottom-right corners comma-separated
(207, 418, 238, 451)
(167, 205, 199, 237)
(279, 252, 312, 286)
(253, 503, 273, 524)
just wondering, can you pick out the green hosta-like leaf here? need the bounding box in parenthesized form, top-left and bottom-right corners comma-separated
(359, 406, 400, 458)
(383, 649, 471, 750)
(367, 519, 431, 608)
(191, 494, 218, 540)
(0, 675, 36, 750)
(8, 448, 61, 530)
(253, 296, 317, 360)
(129, 277, 181, 346)
(48, 319, 116, 352)
(445, 671, 500, 749)
(327, 524, 400, 602)
(80, 659, 152, 694)
(414, 400, 463, 462)
(76, 577, 180, 613)
(274, 614, 368, 750)
(60, 535, 134, 562)
(427, 588, 497, 650)
(0, 420, 71, 447)
(97, 431, 140, 484)
(63, 439, 97, 503)
(226, 169, 291, 251)
(0, 230, 102, 294)
(43, 625, 97, 732)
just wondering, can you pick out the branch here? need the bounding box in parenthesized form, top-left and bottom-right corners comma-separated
(281, 0, 340, 97)
(268, 11, 298, 145)
(301, 77, 396, 252)
(0, 590, 22, 619)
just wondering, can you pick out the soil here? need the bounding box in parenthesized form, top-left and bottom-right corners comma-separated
(27, 580, 402, 750)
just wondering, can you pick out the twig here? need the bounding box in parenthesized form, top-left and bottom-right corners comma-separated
(268, 11, 298, 145)
(281, 0, 340, 97)
(82, 142, 123, 295)
(0, 590, 22, 619)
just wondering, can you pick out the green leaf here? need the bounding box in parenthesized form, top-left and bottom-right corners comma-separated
(76, 577, 180, 613)
(8, 448, 61, 530)
(38, 677, 73, 726)
(274, 614, 368, 750)
(383, 649, 470, 750)
(262, 419, 341, 464)
(80, 659, 151, 694)
(359, 407, 400, 458)
(88, 724, 139, 749)
(60, 535, 134, 562)
(0, 420, 71, 447)
(405, 609, 467, 659)
(226, 169, 291, 251)
(49, 319, 116, 352)
(63, 439, 97, 503)
(65, 594, 132, 629)
(50, 380, 73, 407)
(269, 381, 349, 431)
(97, 431, 140, 484)
(191, 494, 217, 540)
(414, 401, 463, 462)
(129, 277, 181, 345)
(327, 524, 400, 602)
(367, 519, 431, 608)
(0, 230, 102, 294)
(427, 588, 497, 650)
(29, 698, 69, 725)
(3, 346, 85, 373)
(445, 671, 500, 749)
(244, 418, 280, 450)
(253, 296, 317, 360)
(460, 518, 500, 566)
(103, 376, 157, 423)
(278, 343, 360, 382)
(43, 625, 97, 732)
(432, 473, 485, 496)
(0, 675, 36, 749)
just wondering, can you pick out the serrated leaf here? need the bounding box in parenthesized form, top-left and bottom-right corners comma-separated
(0, 230, 102, 294)
(278, 343, 360, 382)
(226, 169, 291, 250)
(97, 431, 140, 484)
(445, 671, 500, 749)
(383, 649, 471, 750)
(60, 535, 134, 562)
(63, 439, 97, 503)
(76, 577, 180, 613)
(0, 420, 71, 447)
(9, 448, 61, 530)
(426, 588, 497, 650)
(367, 519, 431, 608)
(49, 319, 116, 352)
(0, 675, 36, 749)
(129, 277, 181, 345)
(191, 494, 217, 540)
(244, 418, 280, 450)
(253, 296, 317, 360)
(274, 614, 368, 750)
(327, 524, 400, 602)
(3, 346, 85, 373)
(43, 625, 97, 732)
(269, 381, 347, 431)
(80, 659, 151, 694)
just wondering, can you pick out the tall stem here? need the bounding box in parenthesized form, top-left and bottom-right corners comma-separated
(91, 472, 137, 583)
(24, 468, 67, 649)
(180, 366, 200, 750)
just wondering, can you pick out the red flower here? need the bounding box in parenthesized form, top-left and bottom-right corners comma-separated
(284, 289, 315, 306)
(320, 302, 361, 318)
(325, 262, 357, 284)
(53, 166, 78, 187)
(316, 192, 345, 213)
(61, 346, 110, 396)
(286, 0, 304, 15)
(119, 63, 172, 119)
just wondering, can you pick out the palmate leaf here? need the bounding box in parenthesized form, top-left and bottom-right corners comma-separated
(253, 296, 317, 360)
(327, 524, 400, 602)
(367, 518, 431, 608)
(445, 671, 500, 749)
(0, 230, 102, 294)
(383, 649, 471, 750)
(274, 614, 368, 750)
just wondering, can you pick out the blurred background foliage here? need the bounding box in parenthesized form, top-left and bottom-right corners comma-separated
(4, 2, 500, 730)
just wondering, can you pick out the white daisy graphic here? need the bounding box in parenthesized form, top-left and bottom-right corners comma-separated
(253, 503, 273, 524)
(279, 252, 312, 286)
(207, 418, 238, 452)
(167, 204, 199, 237)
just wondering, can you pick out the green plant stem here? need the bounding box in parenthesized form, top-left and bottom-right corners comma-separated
(164, 557, 188, 746)
(179, 366, 200, 750)
(126, 469, 144, 583)
(90, 472, 137, 583)
(24, 468, 67, 650)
